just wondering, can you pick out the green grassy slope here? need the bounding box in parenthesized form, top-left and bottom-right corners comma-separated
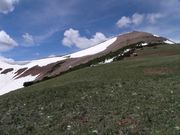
(0, 44, 180, 135)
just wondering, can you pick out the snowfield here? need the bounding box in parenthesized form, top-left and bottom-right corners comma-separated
(68, 37, 117, 58)
(0, 37, 117, 95)
(0, 74, 38, 95)
(164, 40, 174, 44)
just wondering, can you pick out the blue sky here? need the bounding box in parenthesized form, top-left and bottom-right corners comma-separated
(0, 0, 180, 61)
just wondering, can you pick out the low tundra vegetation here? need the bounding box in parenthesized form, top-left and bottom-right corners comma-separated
(0, 44, 180, 135)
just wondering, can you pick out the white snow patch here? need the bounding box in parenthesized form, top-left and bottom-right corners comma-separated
(153, 34, 160, 37)
(92, 130, 98, 134)
(141, 43, 148, 46)
(99, 48, 132, 65)
(0, 73, 38, 95)
(164, 40, 174, 44)
(104, 58, 114, 64)
(67, 125, 72, 130)
(124, 48, 131, 53)
(136, 42, 148, 47)
(25, 57, 67, 68)
(0, 56, 66, 69)
(69, 37, 117, 58)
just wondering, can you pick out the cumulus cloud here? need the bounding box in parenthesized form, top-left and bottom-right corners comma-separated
(62, 28, 107, 49)
(132, 13, 144, 25)
(117, 13, 164, 28)
(0, 55, 28, 65)
(22, 33, 35, 46)
(0, 0, 19, 14)
(117, 13, 144, 28)
(147, 13, 164, 23)
(116, 16, 131, 28)
(21, 29, 59, 47)
(0, 30, 18, 52)
(0, 56, 17, 64)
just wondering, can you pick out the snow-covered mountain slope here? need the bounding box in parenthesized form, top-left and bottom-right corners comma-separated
(0, 56, 69, 95)
(0, 37, 117, 95)
(0, 31, 174, 95)
(69, 37, 117, 58)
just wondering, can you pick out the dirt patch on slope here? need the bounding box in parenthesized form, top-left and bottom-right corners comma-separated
(1, 68, 14, 74)
(14, 68, 28, 78)
(144, 67, 176, 75)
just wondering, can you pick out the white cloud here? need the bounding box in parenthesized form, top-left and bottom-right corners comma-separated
(21, 29, 59, 47)
(117, 13, 165, 28)
(132, 13, 144, 25)
(147, 13, 164, 23)
(0, 55, 28, 65)
(117, 13, 144, 28)
(0, 56, 16, 64)
(0, 0, 19, 14)
(22, 33, 35, 46)
(0, 30, 18, 52)
(62, 28, 107, 49)
(116, 16, 131, 28)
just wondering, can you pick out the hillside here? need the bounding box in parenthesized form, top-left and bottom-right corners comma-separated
(0, 31, 174, 95)
(0, 44, 180, 135)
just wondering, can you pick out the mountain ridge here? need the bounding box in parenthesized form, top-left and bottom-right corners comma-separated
(0, 31, 175, 95)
